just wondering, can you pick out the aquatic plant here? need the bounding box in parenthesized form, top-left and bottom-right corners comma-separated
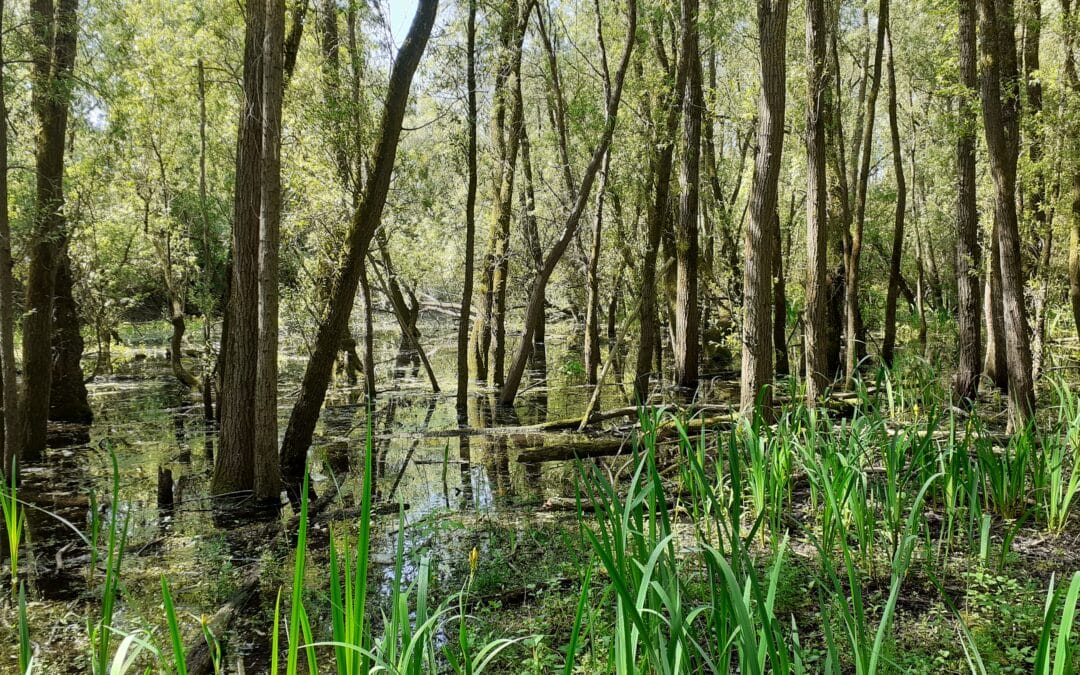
(1, 456, 24, 589)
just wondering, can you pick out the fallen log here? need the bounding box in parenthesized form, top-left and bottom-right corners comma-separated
(516, 414, 739, 463)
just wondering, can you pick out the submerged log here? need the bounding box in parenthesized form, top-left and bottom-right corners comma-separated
(517, 414, 740, 463)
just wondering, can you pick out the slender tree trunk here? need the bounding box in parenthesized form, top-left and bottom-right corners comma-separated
(279, 0, 437, 491)
(804, 0, 829, 404)
(0, 0, 18, 472)
(978, 0, 1035, 428)
(198, 60, 215, 420)
(456, 0, 478, 422)
(881, 16, 906, 368)
(1023, 0, 1051, 379)
(674, 0, 702, 392)
(635, 17, 687, 404)
(770, 209, 789, 377)
(213, 0, 266, 497)
(984, 216, 1009, 389)
(1066, 0, 1080, 341)
(470, 2, 526, 386)
(954, 0, 982, 402)
(520, 128, 547, 372)
(584, 149, 609, 386)
(498, 0, 636, 408)
(360, 263, 376, 399)
(253, 0, 285, 502)
(166, 290, 199, 390)
(740, 0, 788, 414)
(845, 0, 888, 387)
(22, 0, 79, 461)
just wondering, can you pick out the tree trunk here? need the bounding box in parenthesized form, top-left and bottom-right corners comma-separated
(1067, 0, 1080, 342)
(881, 16, 905, 369)
(279, 0, 437, 492)
(0, 0, 16, 474)
(771, 209, 789, 377)
(984, 216, 1009, 389)
(470, 2, 527, 387)
(804, 0, 829, 404)
(1023, 0, 1051, 380)
(845, 0, 888, 387)
(634, 15, 688, 404)
(49, 248, 92, 424)
(739, 0, 788, 414)
(520, 127, 547, 373)
(22, 0, 79, 461)
(584, 148, 609, 386)
(213, 0, 266, 497)
(456, 0, 478, 422)
(674, 0, 702, 392)
(253, 0, 285, 503)
(198, 60, 215, 420)
(954, 0, 982, 403)
(498, 0, 637, 408)
(978, 0, 1035, 428)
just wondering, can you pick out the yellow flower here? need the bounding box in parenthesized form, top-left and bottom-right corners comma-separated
(469, 546, 479, 576)
(913, 404, 920, 420)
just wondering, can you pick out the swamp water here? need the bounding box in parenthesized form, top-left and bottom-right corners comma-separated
(2, 315, 686, 672)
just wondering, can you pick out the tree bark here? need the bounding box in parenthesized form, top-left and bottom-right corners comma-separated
(978, 0, 1035, 428)
(279, 0, 437, 491)
(739, 0, 788, 414)
(198, 60, 215, 420)
(634, 18, 688, 404)
(214, 0, 266, 496)
(22, 0, 79, 461)
(984, 216, 1009, 389)
(456, 0, 478, 421)
(0, 0, 18, 475)
(804, 0, 829, 404)
(881, 16, 906, 369)
(253, 0, 286, 502)
(674, 0, 702, 392)
(498, 0, 637, 408)
(845, 0, 888, 387)
(1023, 0, 1052, 380)
(470, 2, 527, 386)
(954, 0, 982, 403)
(49, 248, 92, 423)
(1065, 0, 1080, 342)
(771, 208, 789, 377)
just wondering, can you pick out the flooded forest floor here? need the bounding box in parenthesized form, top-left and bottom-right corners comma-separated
(1, 315, 1079, 673)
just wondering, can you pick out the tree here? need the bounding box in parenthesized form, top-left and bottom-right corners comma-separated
(954, 0, 982, 403)
(0, 0, 17, 473)
(845, 0, 888, 388)
(978, 0, 1035, 427)
(213, 0, 266, 497)
(583, 0, 612, 387)
(634, 11, 689, 404)
(470, 1, 528, 386)
(804, 0, 829, 404)
(740, 0, 788, 414)
(674, 0, 702, 392)
(497, 0, 637, 408)
(456, 0, 478, 421)
(279, 0, 438, 494)
(254, 0, 286, 502)
(881, 10, 906, 368)
(22, 0, 80, 461)
(1063, 0, 1080, 341)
